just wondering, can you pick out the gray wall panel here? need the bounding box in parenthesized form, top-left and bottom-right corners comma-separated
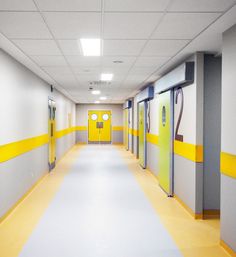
(147, 142, 159, 176)
(76, 131, 88, 143)
(203, 55, 221, 210)
(221, 174, 236, 251)
(174, 155, 203, 213)
(112, 131, 123, 144)
(0, 145, 48, 217)
(56, 132, 76, 161)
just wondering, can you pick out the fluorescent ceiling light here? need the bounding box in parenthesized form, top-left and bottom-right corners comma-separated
(95, 101, 100, 104)
(101, 73, 113, 81)
(91, 90, 101, 95)
(100, 96, 107, 100)
(80, 38, 101, 56)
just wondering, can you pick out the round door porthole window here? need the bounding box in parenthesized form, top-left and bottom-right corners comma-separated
(102, 114, 109, 121)
(91, 114, 98, 121)
(162, 106, 166, 127)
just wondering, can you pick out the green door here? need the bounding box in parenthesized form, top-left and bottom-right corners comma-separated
(158, 91, 173, 196)
(138, 101, 146, 168)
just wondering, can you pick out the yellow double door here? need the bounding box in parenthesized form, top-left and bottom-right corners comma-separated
(88, 110, 111, 143)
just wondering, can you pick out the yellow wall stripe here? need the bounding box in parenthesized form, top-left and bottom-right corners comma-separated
(56, 127, 76, 139)
(0, 127, 77, 163)
(221, 152, 236, 179)
(174, 140, 203, 162)
(0, 134, 49, 163)
(128, 129, 139, 137)
(112, 126, 123, 131)
(146, 133, 158, 146)
(75, 126, 87, 131)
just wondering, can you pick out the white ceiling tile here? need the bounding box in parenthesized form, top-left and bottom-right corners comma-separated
(0, 0, 36, 10)
(65, 56, 101, 67)
(152, 13, 220, 39)
(57, 40, 82, 55)
(105, 0, 168, 11)
(102, 56, 136, 67)
(103, 40, 145, 56)
(0, 12, 52, 39)
(169, 0, 236, 12)
(54, 76, 78, 87)
(71, 66, 101, 74)
(36, 0, 101, 11)
(134, 56, 170, 67)
(44, 12, 101, 39)
(142, 39, 189, 56)
(13, 40, 61, 55)
(129, 66, 160, 76)
(104, 13, 163, 39)
(42, 66, 72, 76)
(30, 55, 67, 66)
(76, 74, 100, 82)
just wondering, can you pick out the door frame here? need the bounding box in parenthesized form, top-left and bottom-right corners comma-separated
(138, 101, 147, 169)
(48, 97, 56, 171)
(87, 109, 112, 144)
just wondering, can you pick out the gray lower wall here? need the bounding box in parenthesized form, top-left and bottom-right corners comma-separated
(147, 142, 159, 176)
(221, 174, 236, 251)
(203, 54, 221, 211)
(0, 133, 76, 218)
(56, 132, 76, 161)
(174, 155, 203, 214)
(0, 145, 48, 217)
(112, 131, 123, 144)
(76, 131, 88, 143)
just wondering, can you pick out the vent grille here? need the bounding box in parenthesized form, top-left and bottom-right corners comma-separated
(89, 81, 111, 86)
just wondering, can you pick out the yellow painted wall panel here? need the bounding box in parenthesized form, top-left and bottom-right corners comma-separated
(174, 140, 203, 163)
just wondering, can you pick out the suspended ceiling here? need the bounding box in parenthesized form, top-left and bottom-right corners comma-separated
(0, 0, 236, 103)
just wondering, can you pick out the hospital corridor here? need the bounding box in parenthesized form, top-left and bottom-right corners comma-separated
(0, 0, 236, 257)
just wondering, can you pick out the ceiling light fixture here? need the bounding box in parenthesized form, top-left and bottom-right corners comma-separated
(95, 101, 100, 104)
(101, 73, 113, 81)
(100, 96, 107, 100)
(91, 90, 101, 95)
(80, 38, 101, 56)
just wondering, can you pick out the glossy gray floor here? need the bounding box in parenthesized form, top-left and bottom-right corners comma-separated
(19, 145, 182, 257)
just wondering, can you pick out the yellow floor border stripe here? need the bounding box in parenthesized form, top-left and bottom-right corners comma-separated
(0, 145, 83, 257)
(118, 146, 231, 257)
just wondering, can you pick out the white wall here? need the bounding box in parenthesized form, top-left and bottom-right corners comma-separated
(0, 49, 76, 218)
(220, 24, 236, 252)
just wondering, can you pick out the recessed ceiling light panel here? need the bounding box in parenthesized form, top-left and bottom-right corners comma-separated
(95, 101, 100, 104)
(91, 90, 101, 95)
(100, 96, 107, 100)
(80, 38, 101, 56)
(101, 73, 113, 81)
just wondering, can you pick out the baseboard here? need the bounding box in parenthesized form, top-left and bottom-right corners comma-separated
(174, 194, 203, 219)
(220, 239, 236, 256)
(203, 209, 220, 219)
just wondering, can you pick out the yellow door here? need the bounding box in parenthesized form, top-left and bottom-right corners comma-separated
(158, 90, 173, 196)
(48, 99, 56, 171)
(88, 110, 111, 143)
